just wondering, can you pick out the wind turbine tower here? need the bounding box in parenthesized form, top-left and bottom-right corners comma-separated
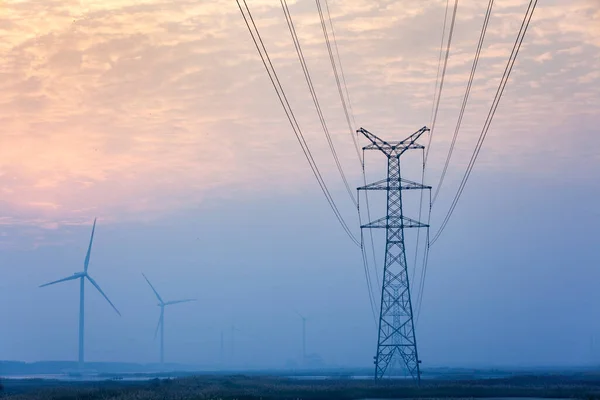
(142, 273, 196, 365)
(358, 127, 431, 382)
(39, 218, 121, 370)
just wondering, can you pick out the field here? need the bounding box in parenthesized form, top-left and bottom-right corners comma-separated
(2, 374, 600, 400)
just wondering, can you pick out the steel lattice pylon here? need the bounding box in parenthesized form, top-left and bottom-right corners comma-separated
(358, 126, 431, 382)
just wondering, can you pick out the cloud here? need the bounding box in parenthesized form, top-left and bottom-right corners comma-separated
(0, 0, 598, 231)
(534, 51, 553, 63)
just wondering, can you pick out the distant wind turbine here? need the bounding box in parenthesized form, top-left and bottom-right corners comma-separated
(39, 218, 121, 370)
(142, 273, 196, 365)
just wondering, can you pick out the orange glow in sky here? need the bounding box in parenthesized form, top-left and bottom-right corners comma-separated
(1, 0, 598, 226)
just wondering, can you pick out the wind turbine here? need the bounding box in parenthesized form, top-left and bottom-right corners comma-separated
(39, 218, 121, 370)
(142, 273, 196, 365)
(294, 310, 307, 365)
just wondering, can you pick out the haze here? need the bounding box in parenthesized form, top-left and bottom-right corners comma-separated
(1, 0, 599, 370)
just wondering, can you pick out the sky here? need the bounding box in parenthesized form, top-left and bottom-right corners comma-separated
(0, 0, 599, 369)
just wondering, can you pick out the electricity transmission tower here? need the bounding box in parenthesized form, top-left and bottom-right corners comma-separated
(358, 126, 430, 382)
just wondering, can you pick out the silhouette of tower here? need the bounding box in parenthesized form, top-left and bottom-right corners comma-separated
(358, 126, 430, 382)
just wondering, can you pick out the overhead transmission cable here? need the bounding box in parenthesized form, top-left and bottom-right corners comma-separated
(430, 0, 538, 247)
(321, 0, 380, 313)
(359, 218, 380, 327)
(323, 0, 357, 129)
(236, 0, 360, 247)
(415, 197, 431, 323)
(432, 0, 495, 205)
(411, 147, 427, 286)
(413, 0, 449, 284)
(412, 0, 456, 304)
(425, 0, 459, 164)
(324, 1, 380, 288)
(316, 0, 380, 290)
(280, 0, 357, 207)
(281, 0, 379, 324)
(429, 0, 450, 127)
(315, 0, 362, 163)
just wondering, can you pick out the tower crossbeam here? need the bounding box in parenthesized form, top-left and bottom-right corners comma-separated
(358, 178, 431, 192)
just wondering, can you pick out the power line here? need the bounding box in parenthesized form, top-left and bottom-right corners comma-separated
(315, 0, 362, 163)
(411, 148, 427, 285)
(415, 230, 430, 323)
(416, 0, 484, 319)
(425, 0, 459, 164)
(413, 0, 452, 297)
(323, 0, 357, 129)
(415, 195, 432, 323)
(418, 0, 534, 318)
(361, 165, 379, 288)
(281, 0, 378, 326)
(317, 0, 380, 286)
(236, 0, 360, 247)
(429, 0, 450, 126)
(358, 182, 381, 304)
(433, 0, 495, 204)
(359, 212, 381, 328)
(431, 0, 538, 246)
(281, 0, 357, 207)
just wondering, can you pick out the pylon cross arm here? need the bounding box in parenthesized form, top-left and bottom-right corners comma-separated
(358, 126, 429, 157)
(363, 142, 424, 156)
(358, 178, 432, 191)
(361, 216, 429, 229)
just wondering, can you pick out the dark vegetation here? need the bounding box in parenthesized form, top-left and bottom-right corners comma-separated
(2, 374, 600, 400)
(0, 361, 186, 375)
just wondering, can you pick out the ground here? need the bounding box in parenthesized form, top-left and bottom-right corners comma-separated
(2, 374, 600, 400)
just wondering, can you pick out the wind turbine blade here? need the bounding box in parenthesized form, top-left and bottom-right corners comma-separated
(86, 275, 121, 316)
(164, 299, 196, 306)
(84, 218, 97, 272)
(39, 273, 83, 288)
(142, 273, 164, 304)
(154, 310, 162, 340)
